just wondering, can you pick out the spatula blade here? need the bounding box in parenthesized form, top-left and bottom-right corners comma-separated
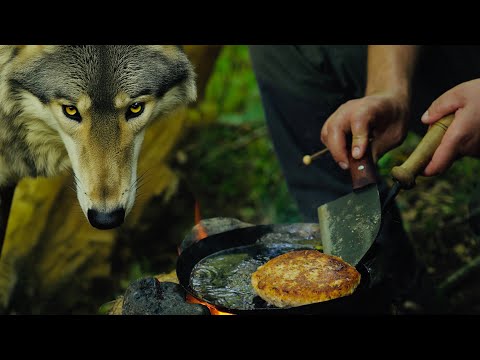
(318, 184, 381, 266)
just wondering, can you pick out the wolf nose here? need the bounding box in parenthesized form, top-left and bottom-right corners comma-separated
(87, 208, 125, 230)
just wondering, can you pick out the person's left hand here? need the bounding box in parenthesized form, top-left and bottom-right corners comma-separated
(421, 79, 480, 176)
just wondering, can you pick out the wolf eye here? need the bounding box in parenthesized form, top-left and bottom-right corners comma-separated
(126, 102, 145, 120)
(62, 105, 82, 122)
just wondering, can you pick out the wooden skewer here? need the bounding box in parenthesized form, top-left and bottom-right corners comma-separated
(303, 138, 374, 165)
(302, 148, 329, 165)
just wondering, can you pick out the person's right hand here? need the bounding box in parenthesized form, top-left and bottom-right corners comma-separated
(320, 91, 410, 170)
(420, 79, 480, 176)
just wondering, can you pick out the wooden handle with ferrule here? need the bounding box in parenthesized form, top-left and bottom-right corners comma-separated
(391, 114, 454, 189)
(348, 144, 378, 190)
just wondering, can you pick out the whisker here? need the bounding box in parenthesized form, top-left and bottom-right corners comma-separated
(136, 170, 149, 183)
(132, 168, 153, 190)
(65, 183, 77, 194)
(134, 193, 150, 203)
(135, 182, 148, 193)
(68, 172, 85, 194)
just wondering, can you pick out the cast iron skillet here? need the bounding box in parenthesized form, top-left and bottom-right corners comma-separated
(176, 224, 391, 315)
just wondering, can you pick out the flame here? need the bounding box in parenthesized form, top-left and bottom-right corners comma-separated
(186, 293, 234, 315)
(186, 201, 232, 315)
(194, 201, 208, 240)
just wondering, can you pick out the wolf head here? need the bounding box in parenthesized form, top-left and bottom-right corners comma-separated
(4, 45, 196, 229)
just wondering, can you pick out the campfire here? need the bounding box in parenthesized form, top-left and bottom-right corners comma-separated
(186, 293, 233, 315)
(181, 202, 237, 315)
(118, 210, 392, 315)
(119, 208, 253, 315)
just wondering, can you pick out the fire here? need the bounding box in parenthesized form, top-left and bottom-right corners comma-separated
(194, 201, 208, 240)
(186, 293, 234, 315)
(186, 200, 234, 315)
(178, 200, 209, 255)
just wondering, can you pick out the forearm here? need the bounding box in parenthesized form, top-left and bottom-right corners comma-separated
(365, 45, 420, 100)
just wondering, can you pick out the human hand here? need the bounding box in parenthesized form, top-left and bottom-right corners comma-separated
(421, 79, 480, 176)
(320, 92, 410, 170)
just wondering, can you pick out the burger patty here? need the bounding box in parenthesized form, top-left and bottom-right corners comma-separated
(251, 249, 361, 308)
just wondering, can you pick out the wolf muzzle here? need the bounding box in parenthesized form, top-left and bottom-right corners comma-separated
(87, 208, 125, 230)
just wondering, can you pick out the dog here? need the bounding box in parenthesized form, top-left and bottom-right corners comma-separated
(0, 45, 196, 237)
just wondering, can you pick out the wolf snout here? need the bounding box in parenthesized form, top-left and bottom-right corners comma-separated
(87, 208, 125, 230)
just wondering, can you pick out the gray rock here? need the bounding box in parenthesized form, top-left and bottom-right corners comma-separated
(122, 277, 210, 315)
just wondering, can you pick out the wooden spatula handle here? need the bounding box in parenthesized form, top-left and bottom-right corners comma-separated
(348, 144, 377, 190)
(391, 114, 454, 189)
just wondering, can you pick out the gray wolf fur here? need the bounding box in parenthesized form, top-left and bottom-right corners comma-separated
(0, 45, 196, 232)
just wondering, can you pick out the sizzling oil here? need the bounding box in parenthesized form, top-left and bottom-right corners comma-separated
(190, 239, 321, 310)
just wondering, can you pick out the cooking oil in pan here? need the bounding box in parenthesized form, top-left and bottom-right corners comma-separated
(256, 232, 322, 250)
(190, 240, 321, 310)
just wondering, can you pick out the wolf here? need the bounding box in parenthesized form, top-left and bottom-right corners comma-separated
(0, 45, 196, 241)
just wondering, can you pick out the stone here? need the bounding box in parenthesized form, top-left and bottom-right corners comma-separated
(122, 277, 210, 315)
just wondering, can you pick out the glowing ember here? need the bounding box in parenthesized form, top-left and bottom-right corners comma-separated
(186, 293, 234, 315)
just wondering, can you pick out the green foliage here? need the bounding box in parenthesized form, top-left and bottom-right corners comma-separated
(182, 45, 301, 225)
(183, 121, 301, 225)
(204, 45, 263, 125)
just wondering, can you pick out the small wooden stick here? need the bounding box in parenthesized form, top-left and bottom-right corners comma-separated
(303, 138, 374, 166)
(302, 148, 329, 165)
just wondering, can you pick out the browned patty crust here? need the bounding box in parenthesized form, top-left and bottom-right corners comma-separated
(251, 250, 361, 308)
